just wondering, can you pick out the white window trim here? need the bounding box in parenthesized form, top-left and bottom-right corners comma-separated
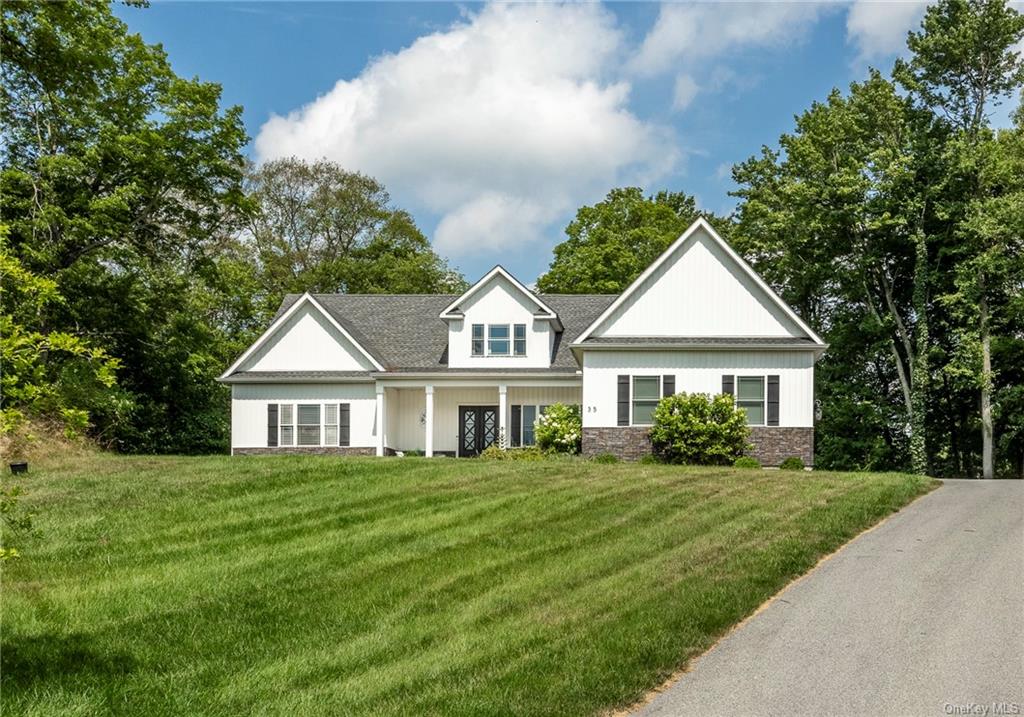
(513, 323, 527, 357)
(631, 375, 661, 427)
(276, 402, 343, 447)
(487, 323, 511, 357)
(735, 375, 767, 427)
(471, 324, 485, 357)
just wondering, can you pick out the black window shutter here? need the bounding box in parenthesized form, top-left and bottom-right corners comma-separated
(267, 404, 278, 447)
(617, 375, 630, 426)
(339, 403, 350, 446)
(663, 374, 675, 398)
(767, 375, 780, 426)
(722, 375, 735, 397)
(510, 405, 522, 447)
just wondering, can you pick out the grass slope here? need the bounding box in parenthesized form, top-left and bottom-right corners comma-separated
(1, 455, 934, 716)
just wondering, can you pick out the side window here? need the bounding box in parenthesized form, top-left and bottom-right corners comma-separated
(736, 376, 765, 425)
(324, 404, 339, 445)
(280, 404, 295, 446)
(522, 405, 537, 446)
(471, 324, 484, 356)
(513, 324, 526, 356)
(632, 376, 660, 425)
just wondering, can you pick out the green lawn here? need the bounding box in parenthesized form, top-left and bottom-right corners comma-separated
(1, 454, 934, 716)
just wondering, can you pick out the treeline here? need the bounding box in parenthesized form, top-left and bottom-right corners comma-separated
(0, 2, 463, 453)
(2, 1, 1022, 477)
(538, 1, 1024, 479)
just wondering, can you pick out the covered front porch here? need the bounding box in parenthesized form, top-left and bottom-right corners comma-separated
(375, 379, 581, 457)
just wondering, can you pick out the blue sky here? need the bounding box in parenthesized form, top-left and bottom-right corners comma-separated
(114, 1, 965, 284)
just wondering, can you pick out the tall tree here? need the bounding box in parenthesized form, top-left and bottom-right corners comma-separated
(244, 158, 465, 308)
(895, 0, 1024, 478)
(1, 0, 250, 450)
(536, 188, 729, 294)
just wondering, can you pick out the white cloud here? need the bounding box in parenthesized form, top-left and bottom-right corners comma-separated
(254, 3, 677, 258)
(846, 1, 930, 61)
(630, 2, 832, 78)
(672, 74, 700, 112)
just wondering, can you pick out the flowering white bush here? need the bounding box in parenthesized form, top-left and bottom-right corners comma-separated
(535, 403, 581, 454)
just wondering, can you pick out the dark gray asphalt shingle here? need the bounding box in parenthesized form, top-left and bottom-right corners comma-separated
(269, 293, 617, 371)
(579, 336, 820, 346)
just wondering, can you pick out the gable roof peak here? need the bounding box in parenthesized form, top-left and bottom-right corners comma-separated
(571, 217, 825, 346)
(439, 265, 558, 320)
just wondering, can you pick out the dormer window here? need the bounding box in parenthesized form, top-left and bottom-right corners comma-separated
(513, 324, 526, 356)
(472, 324, 484, 356)
(488, 324, 510, 355)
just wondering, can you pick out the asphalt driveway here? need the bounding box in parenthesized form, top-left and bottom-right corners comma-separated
(636, 479, 1023, 717)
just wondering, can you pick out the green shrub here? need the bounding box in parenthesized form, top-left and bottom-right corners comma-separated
(479, 445, 545, 461)
(733, 456, 762, 469)
(638, 454, 660, 465)
(591, 452, 620, 464)
(648, 392, 750, 465)
(535, 403, 582, 454)
(779, 456, 806, 471)
(402, 449, 423, 457)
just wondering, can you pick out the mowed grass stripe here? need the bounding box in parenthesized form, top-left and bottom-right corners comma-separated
(1, 455, 934, 717)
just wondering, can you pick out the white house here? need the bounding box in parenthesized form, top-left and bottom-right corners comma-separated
(219, 219, 826, 465)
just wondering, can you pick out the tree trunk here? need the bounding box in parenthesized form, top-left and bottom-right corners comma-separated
(909, 231, 929, 476)
(980, 279, 994, 480)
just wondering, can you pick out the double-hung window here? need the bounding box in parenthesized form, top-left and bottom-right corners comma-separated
(471, 324, 485, 356)
(297, 404, 321, 446)
(280, 404, 295, 446)
(324, 404, 339, 445)
(513, 324, 526, 356)
(736, 377, 765, 425)
(632, 376, 660, 425)
(521, 405, 537, 445)
(488, 324, 510, 355)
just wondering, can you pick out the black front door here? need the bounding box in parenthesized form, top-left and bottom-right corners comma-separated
(459, 405, 499, 456)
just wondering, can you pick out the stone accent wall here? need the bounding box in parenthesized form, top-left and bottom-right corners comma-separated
(583, 426, 814, 467)
(582, 427, 652, 461)
(747, 427, 814, 467)
(233, 446, 375, 457)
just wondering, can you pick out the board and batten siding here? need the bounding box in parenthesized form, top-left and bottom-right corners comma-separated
(387, 385, 582, 453)
(231, 383, 377, 448)
(592, 227, 805, 338)
(446, 275, 554, 369)
(581, 350, 815, 428)
(239, 303, 375, 373)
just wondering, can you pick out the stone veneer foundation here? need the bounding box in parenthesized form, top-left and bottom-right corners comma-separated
(582, 426, 814, 467)
(233, 446, 375, 456)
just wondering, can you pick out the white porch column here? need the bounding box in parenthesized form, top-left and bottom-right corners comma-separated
(375, 384, 385, 457)
(424, 385, 435, 457)
(498, 384, 508, 449)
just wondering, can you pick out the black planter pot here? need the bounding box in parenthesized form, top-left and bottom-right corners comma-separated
(9, 462, 28, 475)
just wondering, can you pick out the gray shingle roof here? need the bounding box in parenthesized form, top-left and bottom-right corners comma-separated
(579, 336, 821, 347)
(222, 370, 374, 383)
(269, 293, 616, 371)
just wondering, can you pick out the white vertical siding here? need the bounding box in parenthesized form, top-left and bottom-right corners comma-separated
(593, 227, 805, 338)
(581, 350, 815, 428)
(447, 275, 553, 369)
(241, 303, 375, 372)
(231, 383, 377, 448)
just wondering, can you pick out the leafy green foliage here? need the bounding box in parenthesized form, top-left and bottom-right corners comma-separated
(591, 452, 621, 464)
(648, 393, 750, 466)
(733, 456, 762, 469)
(779, 456, 806, 471)
(536, 188, 730, 294)
(534, 403, 582, 454)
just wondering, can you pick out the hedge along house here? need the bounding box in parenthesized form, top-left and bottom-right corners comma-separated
(219, 219, 826, 464)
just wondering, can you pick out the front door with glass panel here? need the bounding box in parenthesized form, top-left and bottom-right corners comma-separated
(459, 405, 499, 456)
